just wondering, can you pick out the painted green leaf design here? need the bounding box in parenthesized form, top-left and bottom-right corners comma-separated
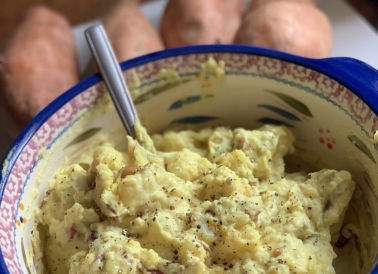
(21, 239, 32, 274)
(65, 128, 102, 149)
(257, 117, 294, 128)
(363, 171, 378, 202)
(347, 135, 376, 163)
(134, 79, 192, 105)
(171, 116, 219, 124)
(266, 90, 313, 117)
(169, 94, 214, 110)
(257, 105, 301, 121)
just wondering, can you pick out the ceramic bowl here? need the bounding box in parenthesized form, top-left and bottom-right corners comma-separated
(1, 45, 378, 274)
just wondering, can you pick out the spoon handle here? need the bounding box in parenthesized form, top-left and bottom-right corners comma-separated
(85, 25, 138, 139)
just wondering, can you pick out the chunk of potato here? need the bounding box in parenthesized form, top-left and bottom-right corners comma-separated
(0, 6, 79, 138)
(103, 0, 164, 62)
(161, 0, 244, 47)
(235, 1, 332, 58)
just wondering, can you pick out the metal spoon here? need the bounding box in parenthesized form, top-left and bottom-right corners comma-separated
(85, 24, 138, 139)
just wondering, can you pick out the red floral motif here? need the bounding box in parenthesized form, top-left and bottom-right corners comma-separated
(349, 98, 374, 124)
(255, 57, 285, 77)
(71, 86, 104, 110)
(337, 88, 355, 105)
(4, 258, 19, 274)
(51, 104, 75, 127)
(3, 174, 22, 205)
(0, 231, 12, 255)
(15, 149, 36, 175)
(289, 64, 316, 82)
(318, 127, 336, 150)
(0, 204, 13, 234)
(31, 123, 53, 149)
(371, 117, 378, 133)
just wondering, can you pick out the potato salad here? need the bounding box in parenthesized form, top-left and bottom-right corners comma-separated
(34, 123, 355, 274)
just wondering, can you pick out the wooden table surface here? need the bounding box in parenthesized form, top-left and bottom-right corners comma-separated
(0, 0, 377, 52)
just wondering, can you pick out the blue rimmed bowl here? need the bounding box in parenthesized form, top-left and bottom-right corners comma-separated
(1, 45, 378, 273)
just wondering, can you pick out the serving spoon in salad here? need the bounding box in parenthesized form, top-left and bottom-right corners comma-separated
(85, 24, 138, 139)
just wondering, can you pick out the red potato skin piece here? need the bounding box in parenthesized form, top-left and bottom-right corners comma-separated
(161, 0, 245, 47)
(234, 1, 332, 58)
(0, 6, 79, 138)
(103, 0, 164, 62)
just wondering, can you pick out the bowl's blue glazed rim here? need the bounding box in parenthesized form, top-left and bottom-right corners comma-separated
(1, 44, 378, 274)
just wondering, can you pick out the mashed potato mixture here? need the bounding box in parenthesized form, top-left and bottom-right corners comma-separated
(35, 123, 355, 274)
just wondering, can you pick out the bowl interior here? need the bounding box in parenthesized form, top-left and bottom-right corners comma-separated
(1, 49, 378, 274)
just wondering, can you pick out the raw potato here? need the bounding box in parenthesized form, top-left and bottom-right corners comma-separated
(248, 0, 315, 11)
(103, 0, 164, 62)
(161, 0, 245, 47)
(235, 1, 332, 58)
(0, 6, 79, 138)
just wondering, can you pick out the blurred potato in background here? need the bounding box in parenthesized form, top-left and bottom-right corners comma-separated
(0, 0, 156, 51)
(0, 0, 377, 53)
